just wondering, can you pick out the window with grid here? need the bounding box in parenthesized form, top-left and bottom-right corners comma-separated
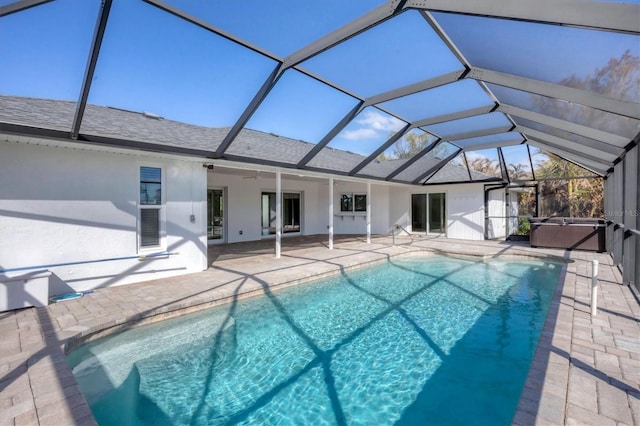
(139, 166, 162, 248)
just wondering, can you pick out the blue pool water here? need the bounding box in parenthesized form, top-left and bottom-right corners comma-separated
(67, 255, 562, 425)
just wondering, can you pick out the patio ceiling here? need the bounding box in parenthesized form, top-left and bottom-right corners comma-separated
(0, 0, 638, 185)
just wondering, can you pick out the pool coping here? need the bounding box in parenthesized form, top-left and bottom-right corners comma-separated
(1, 237, 637, 425)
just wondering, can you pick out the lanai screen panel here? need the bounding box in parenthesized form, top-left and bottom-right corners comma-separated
(514, 117, 621, 163)
(424, 151, 470, 184)
(300, 10, 463, 97)
(453, 133, 523, 151)
(394, 141, 459, 183)
(378, 79, 493, 123)
(306, 107, 407, 173)
(464, 148, 503, 180)
(0, 0, 99, 130)
(359, 128, 439, 178)
(432, 12, 639, 101)
(489, 84, 639, 142)
(230, 69, 359, 165)
(0, 0, 637, 186)
(501, 145, 534, 181)
(424, 113, 512, 140)
(529, 146, 599, 179)
(80, 0, 279, 150)
(160, 0, 387, 57)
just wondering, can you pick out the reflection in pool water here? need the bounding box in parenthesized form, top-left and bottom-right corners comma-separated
(67, 255, 561, 425)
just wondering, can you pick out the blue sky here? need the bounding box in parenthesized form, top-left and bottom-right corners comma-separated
(0, 0, 636, 167)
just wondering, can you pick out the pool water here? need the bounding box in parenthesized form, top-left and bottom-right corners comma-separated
(67, 255, 562, 425)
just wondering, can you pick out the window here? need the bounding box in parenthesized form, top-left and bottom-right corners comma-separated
(340, 194, 353, 212)
(354, 194, 367, 212)
(341, 193, 366, 212)
(139, 166, 162, 248)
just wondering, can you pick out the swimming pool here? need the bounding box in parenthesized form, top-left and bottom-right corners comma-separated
(67, 254, 562, 425)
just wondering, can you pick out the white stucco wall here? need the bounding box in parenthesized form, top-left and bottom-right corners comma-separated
(390, 183, 485, 240)
(1, 135, 491, 298)
(0, 139, 208, 292)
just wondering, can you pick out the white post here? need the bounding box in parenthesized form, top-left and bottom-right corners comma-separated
(591, 259, 599, 316)
(366, 181, 371, 244)
(329, 177, 334, 250)
(275, 170, 281, 259)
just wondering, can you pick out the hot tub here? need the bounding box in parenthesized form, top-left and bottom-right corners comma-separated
(528, 217, 606, 252)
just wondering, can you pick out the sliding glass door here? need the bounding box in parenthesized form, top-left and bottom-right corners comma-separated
(261, 192, 301, 236)
(411, 194, 427, 233)
(411, 193, 446, 234)
(428, 193, 445, 234)
(207, 189, 224, 241)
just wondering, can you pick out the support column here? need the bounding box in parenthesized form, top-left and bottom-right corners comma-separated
(276, 170, 281, 258)
(329, 177, 334, 250)
(366, 181, 371, 244)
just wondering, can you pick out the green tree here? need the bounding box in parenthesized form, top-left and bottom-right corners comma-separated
(524, 51, 638, 217)
(533, 50, 639, 137)
(378, 132, 433, 160)
(535, 153, 603, 217)
(508, 163, 530, 181)
(468, 156, 500, 177)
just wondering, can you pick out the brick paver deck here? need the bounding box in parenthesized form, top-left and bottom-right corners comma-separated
(1, 236, 638, 425)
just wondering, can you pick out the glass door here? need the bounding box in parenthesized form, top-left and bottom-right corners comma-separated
(411, 194, 427, 232)
(282, 193, 300, 233)
(207, 189, 224, 240)
(428, 193, 446, 234)
(262, 192, 301, 236)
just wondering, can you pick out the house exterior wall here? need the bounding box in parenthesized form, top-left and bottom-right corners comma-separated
(0, 140, 208, 292)
(1, 137, 491, 297)
(389, 183, 485, 240)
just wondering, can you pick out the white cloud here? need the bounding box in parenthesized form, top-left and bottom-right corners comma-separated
(341, 128, 379, 140)
(339, 109, 405, 141)
(357, 109, 405, 132)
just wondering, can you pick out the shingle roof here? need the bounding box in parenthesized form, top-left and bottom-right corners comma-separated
(0, 95, 498, 183)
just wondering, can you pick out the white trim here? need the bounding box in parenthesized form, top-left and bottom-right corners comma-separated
(137, 163, 166, 252)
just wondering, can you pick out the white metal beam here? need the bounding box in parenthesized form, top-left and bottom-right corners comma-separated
(527, 139, 610, 175)
(517, 126, 619, 162)
(444, 125, 514, 142)
(365, 70, 465, 106)
(282, 2, 399, 69)
(145, 0, 280, 61)
(499, 104, 630, 149)
(407, 0, 640, 34)
(0, 0, 52, 17)
(460, 139, 523, 152)
(468, 67, 640, 120)
(413, 105, 495, 128)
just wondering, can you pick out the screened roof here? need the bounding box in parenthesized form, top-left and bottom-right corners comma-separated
(1, 0, 638, 185)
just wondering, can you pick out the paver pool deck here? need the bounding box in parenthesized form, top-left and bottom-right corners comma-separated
(1, 236, 638, 425)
